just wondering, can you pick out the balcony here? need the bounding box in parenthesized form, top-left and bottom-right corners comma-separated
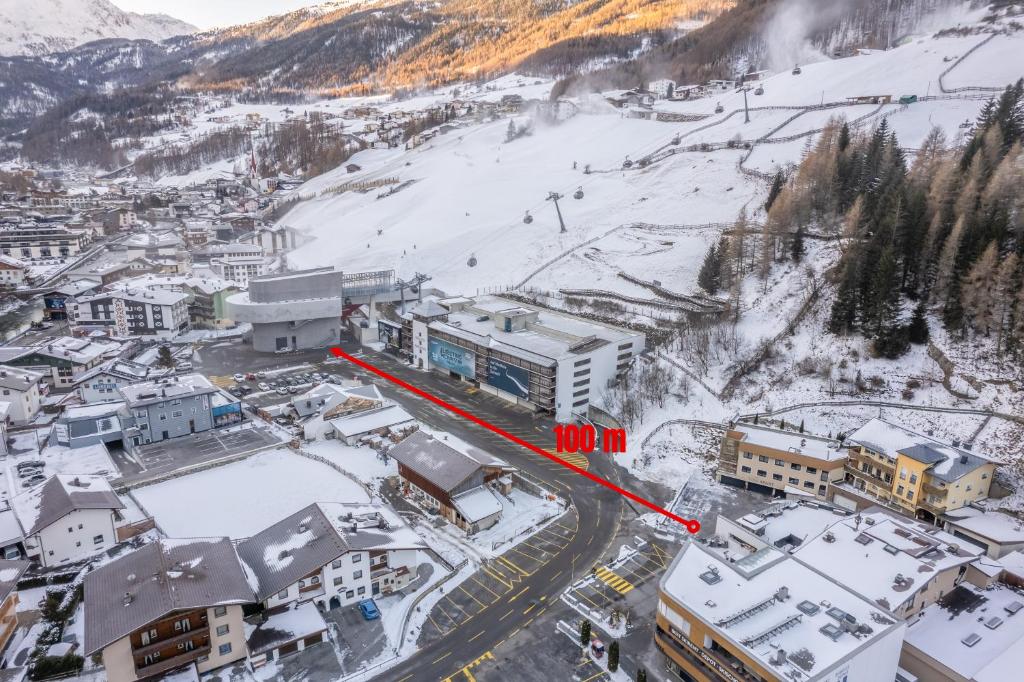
(655, 627, 761, 682)
(135, 642, 210, 678)
(133, 625, 209, 659)
(922, 482, 948, 497)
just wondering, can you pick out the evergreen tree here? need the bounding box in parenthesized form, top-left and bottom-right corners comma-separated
(790, 225, 805, 262)
(157, 346, 174, 368)
(798, 419, 805, 433)
(697, 242, 722, 294)
(506, 119, 517, 143)
(637, 669, 647, 682)
(908, 301, 930, 344)
(765, 170, 785, 213)
(608, 641, 620, 673)
(829, 257, 860, 335)
(838, 122, 851, 152)
(579, 620, 591, 648)
(961, 241, 999, 336)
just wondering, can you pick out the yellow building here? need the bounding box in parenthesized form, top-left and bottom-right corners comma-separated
(834, 419, 998, 523)
(0, 560, 30, 655)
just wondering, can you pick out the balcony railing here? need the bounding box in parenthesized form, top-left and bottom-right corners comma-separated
(135, 643, 210, 677)
(133, 625, 209, 659)
(922, 482, 948, 497)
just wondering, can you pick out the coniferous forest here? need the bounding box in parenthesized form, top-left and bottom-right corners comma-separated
(697, 80, 1024, 364)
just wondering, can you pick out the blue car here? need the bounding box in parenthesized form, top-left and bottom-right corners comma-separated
(358, 599, 380, 620)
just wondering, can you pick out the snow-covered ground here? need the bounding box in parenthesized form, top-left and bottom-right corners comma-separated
(130, 447, 370, 538)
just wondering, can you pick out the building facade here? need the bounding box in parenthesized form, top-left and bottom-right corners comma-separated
(0, 225, 87, 259)
(70, 288, 191, 339)
(119, 374, 238, 447)
(0, 366, 43, 424)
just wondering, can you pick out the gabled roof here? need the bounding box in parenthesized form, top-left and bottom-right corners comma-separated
(13, 474, 124, 536)
(0, 560, 30, 603)
(389, 431, 489, 493)
(84, 538, 255, 655)
(236, 503, 424, 601)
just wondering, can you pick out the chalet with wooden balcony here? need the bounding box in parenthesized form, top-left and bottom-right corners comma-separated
(236, 503, 425, 612)
(0, 560, 30, 655)
(388, 430, 514, 533)
(84, 538, 254, 682)
(833, 419, 999, 523)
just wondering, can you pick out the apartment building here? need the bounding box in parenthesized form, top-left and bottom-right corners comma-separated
(718, 422, 847, 501)
(1, 336, 124, 390)
(0, 225, 87, 259)
(236, 503, 425, 612)
(655, 541, 906, 682)
(0, 365, 43, 424)
(210, 255, 266, 285)
(119, 374, 241, 447)
(70, 287, 191, 339)
(836, 419, 998, 522)
(11, 475, 125, 568)
(0, 255, 26, 287)
(0, 560, 30, 658)
(84, 538, 253, 682)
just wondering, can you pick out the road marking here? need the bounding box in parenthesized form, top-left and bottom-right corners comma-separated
(497, 556, 530, 576)
(508, 585, 530, 602)
(580, 671, 607, 682)
(469, 575, 504, 599)
(426, 612, 446, 635)
(523, 603, 536, 615)
(458, 584, 488, 609)
(499, 608, 515, 621)
(432, 652, 452, 664)
(468, 631, 485, 642)
(594, 566, 635, 595)
(482, 565, 515, 590)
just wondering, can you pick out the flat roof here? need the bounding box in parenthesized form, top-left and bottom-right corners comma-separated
(662, 542, 904, 678)
(732, 422, 846, 462)
(904, 584, 1024, 682)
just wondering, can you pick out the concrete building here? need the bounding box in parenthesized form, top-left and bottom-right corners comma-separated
(400, 295, 644, 422)
(210, 256, 266, 285)
(73, 359, 168, 403)
(717, 422, 847, 501)
(225, 267, 343, 352)
(12, 474, 125, 568)
(236, 503, 425, 612)
(836, 419, 999, 522)
(52, 402, 127, 449)
(655, 539, 906, 682)
(0, 255, 26, 287)
(0, 225, 87, 259)
(0, 336, 124, 390)
(83, 538, 253, 682)
(119, 374, 240, 447)
(942, 507, 1024, 559)
(70, 287, 191, 339)
(0, 366, 43, 424)
(389, 431, 514, 533)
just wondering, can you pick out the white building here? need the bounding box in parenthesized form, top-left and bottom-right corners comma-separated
(0, 365, 42, 424)
(649, 78, 676, 99)
(942, 506, 1024, 559)
(656, 539, 906, 682)
(404, 295, 644, 422)
(236, 503, 425, 612)
(210, 256, 267, 285)
(71, 287, 191, 339)
(0, 255, 26, 287)
(0, 336, 123, 390)
(12, 474, 126, 568)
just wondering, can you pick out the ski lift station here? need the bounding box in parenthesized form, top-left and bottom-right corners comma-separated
(226, 267, 399, 352)
(385, 295, 645, 422)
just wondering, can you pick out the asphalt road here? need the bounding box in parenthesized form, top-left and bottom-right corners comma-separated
(195, 338, 636, 681)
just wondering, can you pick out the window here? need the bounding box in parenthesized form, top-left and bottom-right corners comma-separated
(277, 590, 288, 599)
(574, 358, 591, 367)
(332, 559, 343, 569)
(819, 484, 827, 494)
(352, 554, 362, 564)
(311, 576, 320, 585)
(806, 467, 817, 474)
(741, 466, 751, 473)
(803, 481, 814, 489)
(68, 527, 73, 533)
(159, 414, 167, 421)
(573, 369, 590, 377)
(789, 477, 799, 485)
(909, 473, 918, 484)
(214, 606, 227, 617)
(346, 590, 355, 599)
(353, 570, 363, 580)
(772, 474, 783, 481)
(758, 455, 768, 463)
(357, 586, 366, 595)
(298, 580, 305, 589)
(820, 472, 828, 482)
(93, 534, 104, 545)
(897, 485, 905, 495)
(573, 379, 589, 388)
(790, 463, 802, 471)
(216, 624, 230, 636)
(742, 453, 752, 460)
(218, 643, 232, 656)
(172, 411, 182, 418)
(774, 459, 784, 466)
(334, 577, 344, 586)
(756, 470, 767, 477)
(907, 490, 914, 500)
(900, 468, 907, 480)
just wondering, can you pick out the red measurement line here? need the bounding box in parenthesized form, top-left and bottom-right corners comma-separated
(331, 347, 700, 533)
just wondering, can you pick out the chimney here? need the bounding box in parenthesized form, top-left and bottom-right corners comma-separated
(123, 592, 133, 607)
(960, 455, 969, 464)
(776, 586, 790, 601)
(351, 523, 358, 534)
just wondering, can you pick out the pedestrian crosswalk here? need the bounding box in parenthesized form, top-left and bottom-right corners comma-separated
(593, 566, 634, 595)
(208, 375, 234, 388)
(542, 447, 590, 470)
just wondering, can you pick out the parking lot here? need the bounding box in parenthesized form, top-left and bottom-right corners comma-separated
(111, 422, 281, 485)
(565, 542, 673, 614)
(420, 513, 578, 643)
(209, 365, 346, 412)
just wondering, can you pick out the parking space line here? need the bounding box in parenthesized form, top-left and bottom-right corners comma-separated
(426, 612, 446, 636)
(469, 575, 504, 599)
(457, 584, 489, 609)
(482, 565, 515, 590)
(497, 556, 530, 577)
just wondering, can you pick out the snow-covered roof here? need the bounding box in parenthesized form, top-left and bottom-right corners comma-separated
(389, 430, 509, 493)
(84, 538, 255, 656)
(451, 486, 503, 523)
(12, 474, 124, 537)
(731, 422, 845, 462)
(0, 559, 29, 603)
(1001, 550, 1024, 580)
(904, 584, 1024, 682)
(21, 337, 122, 365)
(247, 601, 328, 655)
(60, 401, 125, 421)
(78, 285, 189, 307)
(944, 507, 1024, 545)
(119, 373, 216, 406)
(0, 366, 42, 392)
(794, 508, 984, 613)
(661, 542, 904, 679)
(329, 404, 414, 438)
(236, 502, 424, 601)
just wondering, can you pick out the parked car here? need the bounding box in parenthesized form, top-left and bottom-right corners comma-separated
(18, 467, 43, 479)
(256, 371, 268, 380)
(287, 386, 298, 394)
(229, 387, 243, 397)
(274, 347, 291, 354)
(257, 382, 270, 392)
(17, 460, 45, 471)
(22, 474, 46, 488)
(233, 373, 245, 382)
(277, 388, 289, 396)
(358, 599, 380, 620)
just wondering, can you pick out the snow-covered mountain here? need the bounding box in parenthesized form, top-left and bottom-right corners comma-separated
(0, 0, 196, 56)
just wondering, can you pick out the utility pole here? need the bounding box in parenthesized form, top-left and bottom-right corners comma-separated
(739, 86, 752, 123)
(547, 192, 567, 233)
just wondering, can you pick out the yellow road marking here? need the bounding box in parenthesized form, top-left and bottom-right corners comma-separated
(468, 631, 485, 642)
(482, 565, 515, 590)
(432, 652, 452, 664)
(499, 608, 514, 621)
(469, 575, 504, 599)
(523, 603, 536, 615)
(497, 556, 530, 576)
(508, 585, 530, 602)
(427, 613, 446, 634)
(594, 566, 635, 594)
(458, 584, 488, 609)
(580, 672, 607, 682)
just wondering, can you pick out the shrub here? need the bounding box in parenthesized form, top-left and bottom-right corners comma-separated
(30, 654, 84, 681)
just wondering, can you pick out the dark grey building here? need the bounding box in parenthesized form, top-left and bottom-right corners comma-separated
(119, 374, 240, 447)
